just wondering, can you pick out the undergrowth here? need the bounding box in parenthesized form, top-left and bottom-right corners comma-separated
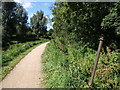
(42, 41, 120, 88)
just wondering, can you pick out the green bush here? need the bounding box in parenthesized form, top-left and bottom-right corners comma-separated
(42, 41, 120, 88)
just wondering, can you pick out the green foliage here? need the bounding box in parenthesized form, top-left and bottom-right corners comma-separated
(1, 2, 50, 47)
(2, 2, 17, 45)
(101, 2, 120, 49)
(46, 29, 54, 39)
(2, 2, 29, 46)
(1, 40, 47, 67)
(52, 2, 120, 50)
(42, 41, 120, 88)
(14, 3, 28, 37)
(42, 42, 70, 88)
(30, 10, 48, 38)
(47, 2, 120, 88)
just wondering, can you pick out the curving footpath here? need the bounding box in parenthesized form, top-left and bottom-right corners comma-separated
(1, 42, 49, 88)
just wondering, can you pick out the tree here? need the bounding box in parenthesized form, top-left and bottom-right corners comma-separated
(51, 2, 120, 88)
(30, 10, 47, 38)
(52, 2, 120, 50)
(101, 2, 120, 49)
(14, 3, 28, 39)
(2, 1, 29, 46)
(2, 1, 17, 45)
(47, 28, 53, 39)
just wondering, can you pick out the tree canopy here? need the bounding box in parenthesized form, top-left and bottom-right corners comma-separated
(52, 2, 120, 51)
(1, 2, 29, 46)
(30, 10, 48, 38)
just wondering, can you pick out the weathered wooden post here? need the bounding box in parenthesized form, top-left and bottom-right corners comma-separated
(89, 37, 104, 87)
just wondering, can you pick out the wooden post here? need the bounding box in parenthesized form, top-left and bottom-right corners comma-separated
(89, 37, 104, 87)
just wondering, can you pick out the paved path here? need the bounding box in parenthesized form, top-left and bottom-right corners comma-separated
(1, 42, 49, 88)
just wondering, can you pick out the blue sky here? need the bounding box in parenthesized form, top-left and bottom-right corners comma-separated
(27, 2, 54, 23)
(14, 0, 55, 30)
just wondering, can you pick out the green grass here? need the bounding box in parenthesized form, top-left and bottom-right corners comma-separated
(0, 39, 48, 80)
(42, 41, 120, 88)
(42, 42, 70, 88)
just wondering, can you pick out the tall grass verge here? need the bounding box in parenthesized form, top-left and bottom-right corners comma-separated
(42, 41, 120, 88)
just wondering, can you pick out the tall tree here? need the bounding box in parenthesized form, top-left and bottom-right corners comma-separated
(2, 1, 29, 46)
(2, 1, 16, 45)
(101, 2, 120, 49)
(14, 3, 28, 38)
(52, 2, 120, 50)
(30, 10, 47, 38)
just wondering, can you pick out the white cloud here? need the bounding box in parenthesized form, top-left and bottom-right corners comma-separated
(14, 0, 55, 2)
(14, 0, 33, 10)
(14, 0, 55, 9)
(23, 2, 33, 9)
(14, 0, 23, 3)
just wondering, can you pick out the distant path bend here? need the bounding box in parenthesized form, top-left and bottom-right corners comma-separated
(1, 42, 49, 88)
